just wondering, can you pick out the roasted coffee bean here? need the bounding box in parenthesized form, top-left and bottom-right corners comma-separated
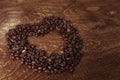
(6, 16, 83, 74)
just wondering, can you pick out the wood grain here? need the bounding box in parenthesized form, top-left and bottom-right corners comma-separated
(0, 0, 120, 80)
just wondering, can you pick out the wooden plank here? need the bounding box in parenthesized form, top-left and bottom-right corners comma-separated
(0, 0, 120, 80)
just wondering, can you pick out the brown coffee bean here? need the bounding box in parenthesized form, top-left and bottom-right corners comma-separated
(6, 16, 83, 74)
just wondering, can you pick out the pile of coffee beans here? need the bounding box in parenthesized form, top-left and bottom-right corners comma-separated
(6, 16, 83, 74)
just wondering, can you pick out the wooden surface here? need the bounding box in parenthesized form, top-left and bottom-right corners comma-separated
(0, 0, 120, 80)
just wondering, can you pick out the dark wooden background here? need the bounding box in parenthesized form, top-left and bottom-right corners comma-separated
(0, 0, 120, 80)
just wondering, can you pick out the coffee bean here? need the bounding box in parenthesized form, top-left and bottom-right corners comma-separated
(6, 16, 83, 74)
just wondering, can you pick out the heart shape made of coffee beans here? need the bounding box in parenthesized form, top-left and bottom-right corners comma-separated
(6, 16, 83, 74)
